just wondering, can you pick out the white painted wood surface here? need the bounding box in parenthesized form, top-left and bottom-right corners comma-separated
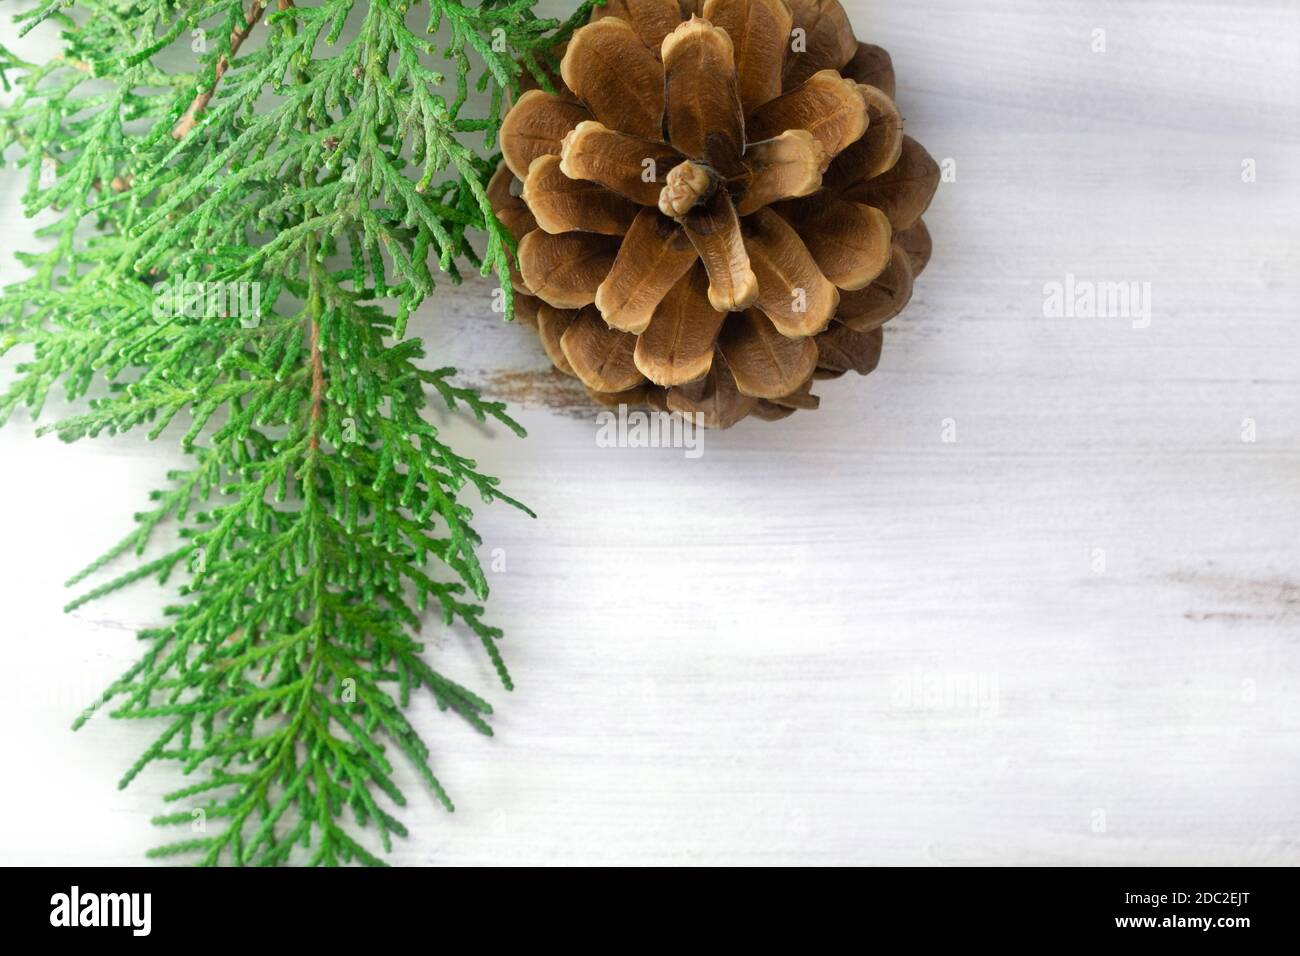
(1, 1, 1298, 866)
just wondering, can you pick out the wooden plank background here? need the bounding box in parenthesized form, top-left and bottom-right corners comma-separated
(1, 1, 1297, 865)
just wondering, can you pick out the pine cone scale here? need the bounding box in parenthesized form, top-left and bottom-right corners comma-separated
(782, 0, 857, 87)
(779, 194, 892, 291)
(498, 90, 592, 180)
(835, 245, 914, 331)
(682, 189, 758, 312)
(517, 231, 620, 308)
(844, 42, 895, 98)
(731, 129, 826, 216)
(634, 265, 727, 385)
(719, 308, 819, 398)
(560, 309, 645, 392)
(560, 18, 666, 140)
(663, 18, 746, 174)
(702, 0, 794, 116)
(595, 208, 698, 333)
(593, 0, 684, 54)
(742, 207, 839, 336)
(745, 69, 867, 157)
(842, 135, 940, 230)
(522, 155, 640, 236)
(558, 122, 683, 206)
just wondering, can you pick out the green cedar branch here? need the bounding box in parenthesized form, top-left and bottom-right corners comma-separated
(0, 0, 600, 865)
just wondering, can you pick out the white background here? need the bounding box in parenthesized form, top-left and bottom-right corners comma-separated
(1, 1, 1298, 865)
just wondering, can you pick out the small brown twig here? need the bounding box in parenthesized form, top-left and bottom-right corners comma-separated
(171, 1, 268, 140)
(307, 304, 325, 451)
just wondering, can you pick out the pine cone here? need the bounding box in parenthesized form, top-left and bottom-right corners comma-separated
(490, 0, 938, 427)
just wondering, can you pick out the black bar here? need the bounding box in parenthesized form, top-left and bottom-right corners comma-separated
(12, 866, 1293, 942)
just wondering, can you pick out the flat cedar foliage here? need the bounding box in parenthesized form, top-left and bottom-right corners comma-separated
(0, 0, 596, 865)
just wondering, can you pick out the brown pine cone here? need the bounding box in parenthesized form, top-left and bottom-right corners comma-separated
(489, 0, 938, 427)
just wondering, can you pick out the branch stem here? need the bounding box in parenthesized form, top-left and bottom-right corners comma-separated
(172, 1, 268, 139)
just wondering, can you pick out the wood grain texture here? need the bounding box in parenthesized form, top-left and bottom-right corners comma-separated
(0, 1, 1297, 866)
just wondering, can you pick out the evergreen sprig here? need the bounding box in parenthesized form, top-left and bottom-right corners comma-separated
(0, 0, 596, 865)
